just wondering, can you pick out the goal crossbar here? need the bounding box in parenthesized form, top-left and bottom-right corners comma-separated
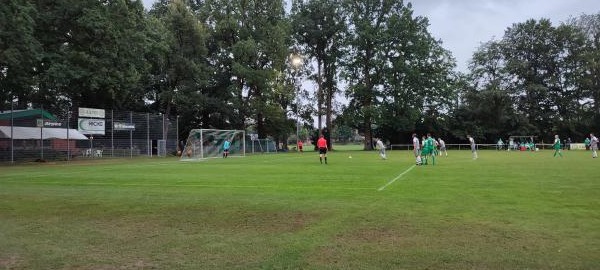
(180, 129, 245, 161)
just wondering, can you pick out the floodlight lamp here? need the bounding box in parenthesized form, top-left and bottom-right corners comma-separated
(290, 54, 303, 68)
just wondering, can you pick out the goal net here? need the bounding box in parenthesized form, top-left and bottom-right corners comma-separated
(180, 129, 245, 161)
(246, 138, 278, 154)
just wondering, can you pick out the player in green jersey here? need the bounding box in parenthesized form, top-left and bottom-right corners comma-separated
(553, 135, 563, 157)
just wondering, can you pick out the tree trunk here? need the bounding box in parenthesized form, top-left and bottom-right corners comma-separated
(164, 101, 171, 142)
(363, 49, 373, 151)
(317, 58, 323, 132)
(257, 111, 264, 138)
(325, 63, 334, 150)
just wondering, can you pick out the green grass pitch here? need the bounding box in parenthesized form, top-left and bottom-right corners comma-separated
(1, 149, 598, 269)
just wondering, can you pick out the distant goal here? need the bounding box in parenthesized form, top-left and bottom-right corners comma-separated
(180, 129, 245, 161)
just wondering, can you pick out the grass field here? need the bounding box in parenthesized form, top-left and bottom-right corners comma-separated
(1, 149, 599, 269)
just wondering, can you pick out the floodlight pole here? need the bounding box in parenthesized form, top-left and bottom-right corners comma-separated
(290, 53, 303, 148)
(295, 83, 300, 144)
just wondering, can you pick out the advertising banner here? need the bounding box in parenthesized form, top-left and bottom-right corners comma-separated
(113, 122, 136, 131)
(36, 119, 63, 128)
(79, 107, 105, 118)
(78, 118, 105, 135)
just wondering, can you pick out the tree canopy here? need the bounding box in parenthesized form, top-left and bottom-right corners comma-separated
(1, 0, 597, 146)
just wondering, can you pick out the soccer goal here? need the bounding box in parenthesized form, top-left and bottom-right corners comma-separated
(246, 136, 278, 154)
(180, 129, 245, 161)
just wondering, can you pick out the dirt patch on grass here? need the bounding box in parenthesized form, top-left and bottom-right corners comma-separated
(0, 255, 21, 268)
(157, 206, 321, 234)
(227, 210, 318, 233)
(308, 220, 563, 269)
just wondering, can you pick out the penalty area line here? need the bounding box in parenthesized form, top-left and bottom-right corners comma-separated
(377, 165, 416, 191)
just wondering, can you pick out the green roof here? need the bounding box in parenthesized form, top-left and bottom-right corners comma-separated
(0, 109, 58, 121)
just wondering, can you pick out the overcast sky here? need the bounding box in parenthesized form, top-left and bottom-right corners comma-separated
(409, 0, 600, 71)
(141, 0, 600, 71)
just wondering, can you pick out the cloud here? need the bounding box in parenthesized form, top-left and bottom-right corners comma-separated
(410, 0, 600, 71)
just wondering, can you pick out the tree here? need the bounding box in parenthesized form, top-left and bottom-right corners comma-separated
(202, 0, 288, 139)
(341, 0, 395, 150)
(0, 0, 40, 110)
(458, 41, 525, 142)
(25, 0, 150, 113)
(568, 13, 600, 132)
(341, 0, 456, 148)
(291, 0, 346, 145)
(147, 0, 210, 139)
(461, 17, 595, 143)
(502, 19, 588, 140)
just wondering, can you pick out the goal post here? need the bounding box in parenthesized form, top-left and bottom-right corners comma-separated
(180, 129, 245, 161)
(246, 138, 278, 154)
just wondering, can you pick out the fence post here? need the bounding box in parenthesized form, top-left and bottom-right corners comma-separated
(40, 105, 44, 160)
(162, 113, 166, 157)
(111, 110, 114, 158)
(10, 98, 14, 164)
(176, 115, 179, 155)
(67, 108, 70, 161)
(147, 113, 150, 157)
(130, 111, 133, 158)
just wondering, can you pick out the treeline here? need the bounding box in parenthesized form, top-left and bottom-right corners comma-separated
(1, 0, 598, 149)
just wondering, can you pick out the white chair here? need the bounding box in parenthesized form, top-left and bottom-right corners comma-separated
(95, 149, 103, 158)
(84, 149, 92, 157)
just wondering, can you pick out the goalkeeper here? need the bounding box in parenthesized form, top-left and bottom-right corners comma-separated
(222, 139, 231, 158)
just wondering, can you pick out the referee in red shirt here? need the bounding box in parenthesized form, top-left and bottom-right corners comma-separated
(317, 134, 328, 164)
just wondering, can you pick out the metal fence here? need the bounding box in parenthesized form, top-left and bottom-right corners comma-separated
(0, 107, 178, 164)
(388, 143, 557, 151)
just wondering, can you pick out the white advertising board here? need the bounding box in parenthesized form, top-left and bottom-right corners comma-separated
(78, 107, 105, 118)
(78, 118, 105, 135)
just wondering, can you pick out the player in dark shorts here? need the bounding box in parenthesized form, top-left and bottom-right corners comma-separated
(317, 134, 328, 164)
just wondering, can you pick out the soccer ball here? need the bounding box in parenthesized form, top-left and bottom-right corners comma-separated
(348, 155, 352, 159)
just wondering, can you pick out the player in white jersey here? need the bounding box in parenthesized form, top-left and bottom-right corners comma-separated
(438, 138, 447, 156)
(412, 133, 421, 165)
(468, 135, 478, 159)
(376, 138, 387, 160)
(590, 133, 598, 158)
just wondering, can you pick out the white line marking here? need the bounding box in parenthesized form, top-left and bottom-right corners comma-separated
(377, 165, 416, 191)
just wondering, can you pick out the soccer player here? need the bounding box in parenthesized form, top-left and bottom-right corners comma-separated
(317, 134, 328, 164)
(422, 133, 435, 165)
(222, 139, 231, 158)
(412, 133, 422, 165)
(438, 137, 448, 157)
(468, 135, 478, 159)
(297, 140, 303, 153)
(552, 135, 563, 157)
(584, 137, 591, 150)
(376, 138, 387, 160)
(590, 133, 598, 158)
